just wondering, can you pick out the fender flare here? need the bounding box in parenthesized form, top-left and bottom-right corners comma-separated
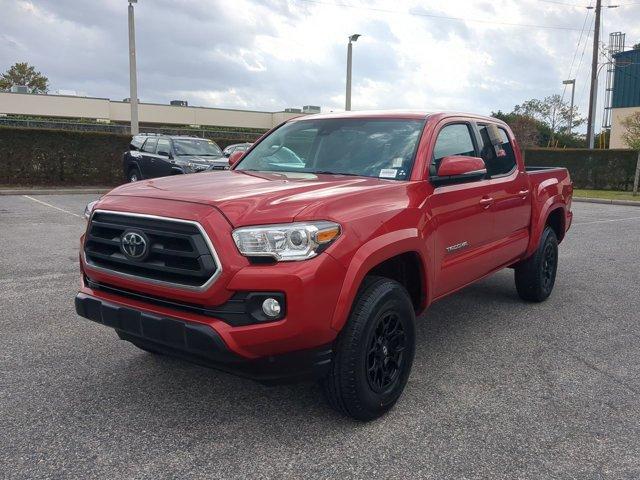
(329, 228, 430, 331)
(526, 198, 566, 257)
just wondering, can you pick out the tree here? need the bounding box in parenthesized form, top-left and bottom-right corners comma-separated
(492, 108, 585, 148)
(513, 94, 584, 136)
(633, 42, 640, 50)
(0, 62, 49, 93)
(621, 111, 640, 150)
(492, 111, 541, 148)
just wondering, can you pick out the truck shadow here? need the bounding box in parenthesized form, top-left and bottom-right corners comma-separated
(102, 270, 528, 429)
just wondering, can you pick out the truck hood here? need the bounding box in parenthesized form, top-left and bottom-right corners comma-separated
(106, 170, 401, 226)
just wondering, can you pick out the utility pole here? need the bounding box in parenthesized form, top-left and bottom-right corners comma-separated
(128, 0, 139, 135)
(345, 34, 361, 111)
(563, 79, 576, 136)
(586, 0, 601, 149)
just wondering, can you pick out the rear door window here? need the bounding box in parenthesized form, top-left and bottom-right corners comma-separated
(141, 138, 158, 153)
(477, 125, 516, 177)
(156, 138, 172, 156)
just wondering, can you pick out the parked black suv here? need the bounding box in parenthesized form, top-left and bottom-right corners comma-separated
(123, 134, 228, 182)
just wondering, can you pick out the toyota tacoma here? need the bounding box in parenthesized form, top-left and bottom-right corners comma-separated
(76, 111, 573, 420)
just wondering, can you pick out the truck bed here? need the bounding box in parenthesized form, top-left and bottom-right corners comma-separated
(527, 166, 572, 200)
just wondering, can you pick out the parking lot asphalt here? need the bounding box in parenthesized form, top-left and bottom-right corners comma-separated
(1, 194, 640, 480)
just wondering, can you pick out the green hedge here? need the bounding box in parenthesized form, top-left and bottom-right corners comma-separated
(524, 148, 639, 191)
(1, 127, 637, 189)
(0, 127, 258, 186)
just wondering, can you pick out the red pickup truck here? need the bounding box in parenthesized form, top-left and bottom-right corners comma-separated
(75, 111, 573, 420)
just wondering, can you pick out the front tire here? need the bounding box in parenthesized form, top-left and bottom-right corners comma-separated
(321, 276, 416, 421)
(128, 167, 141, 183)
(514, 226, 559, 302)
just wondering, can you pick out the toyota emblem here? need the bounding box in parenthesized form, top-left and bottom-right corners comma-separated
(120, 231, 149, 260)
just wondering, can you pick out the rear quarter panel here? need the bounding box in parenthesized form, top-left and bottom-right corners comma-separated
(525, 168, 573, 257)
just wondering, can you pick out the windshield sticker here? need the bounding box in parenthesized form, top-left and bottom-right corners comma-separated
(392, 157, 403, 168)
(379, 168, 397, 179)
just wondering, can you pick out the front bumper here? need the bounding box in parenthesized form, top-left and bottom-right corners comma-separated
(79, 197, 345, 375)
(75, 292, 333, 384)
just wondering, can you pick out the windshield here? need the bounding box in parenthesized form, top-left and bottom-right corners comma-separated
(173, 138, 222, 156)
(235, 118, 425, 180)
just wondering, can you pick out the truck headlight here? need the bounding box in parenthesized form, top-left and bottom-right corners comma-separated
(83, 200, 98, 221)
(232, 221, 341, 261)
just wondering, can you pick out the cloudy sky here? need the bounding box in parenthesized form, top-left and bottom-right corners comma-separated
(1, 0, 639, 128)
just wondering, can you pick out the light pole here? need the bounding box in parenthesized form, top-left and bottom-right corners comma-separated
(128, 0, 139, 135)
(345, 34, 361, 111)
(563, 79, 575, 136)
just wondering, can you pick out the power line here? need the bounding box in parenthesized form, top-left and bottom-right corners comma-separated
(295, 0, 595, 31)
(577, 35, 594, 107)
(573, 6, 594, 101)
(538, 0, 587, 7)
(541, 0, 640, 5)
(561, 5, 592, 104)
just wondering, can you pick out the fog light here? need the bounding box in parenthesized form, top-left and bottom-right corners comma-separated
(262, 298, 281, 318)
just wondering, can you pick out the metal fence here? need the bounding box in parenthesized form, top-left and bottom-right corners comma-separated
(0, 117, 263, 141)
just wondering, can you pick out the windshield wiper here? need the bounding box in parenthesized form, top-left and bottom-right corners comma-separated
(311, 171, 362, 177)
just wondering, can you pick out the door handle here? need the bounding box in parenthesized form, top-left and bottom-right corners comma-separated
(518, 189, 529, 198)
(479, 197, 494, 209)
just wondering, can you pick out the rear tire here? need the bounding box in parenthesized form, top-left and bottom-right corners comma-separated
(514, 226, 558, 302)
(128, 167, 141, 183)
(321, 276, 416, 421)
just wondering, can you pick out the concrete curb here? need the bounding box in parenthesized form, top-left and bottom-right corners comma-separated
(573, 197, 640, 207)
(0, 187, 112, 196)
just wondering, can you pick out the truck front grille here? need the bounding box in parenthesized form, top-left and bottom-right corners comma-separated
(84, 211, 221, 289)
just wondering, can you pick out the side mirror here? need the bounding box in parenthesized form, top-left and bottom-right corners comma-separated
(157, 150, 170, 158)
(228, 150, 244, 167)
(431, 155, 486, 186)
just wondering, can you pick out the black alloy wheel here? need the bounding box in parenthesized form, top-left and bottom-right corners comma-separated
(366, 312, 406, 394)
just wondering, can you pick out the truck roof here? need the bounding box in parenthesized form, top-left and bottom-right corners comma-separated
(292, 110, 501, 124)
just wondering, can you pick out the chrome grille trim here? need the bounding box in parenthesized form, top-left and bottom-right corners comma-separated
(83, 209, 223, 291)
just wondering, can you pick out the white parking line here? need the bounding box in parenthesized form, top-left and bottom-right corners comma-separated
(574, 216, 640, 226)
(23, 195, 83, 219)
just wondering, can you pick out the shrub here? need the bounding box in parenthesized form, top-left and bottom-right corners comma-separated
(523, 148, 639, 191)
(0, 126, 258, 186)
(1, 127, 637, 190)
(0, 127, 129, 186)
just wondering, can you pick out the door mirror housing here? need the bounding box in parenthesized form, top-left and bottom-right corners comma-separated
(431, 155, 487, 186)
(228, 150, 244, 167)
(157, 150, 171, 158)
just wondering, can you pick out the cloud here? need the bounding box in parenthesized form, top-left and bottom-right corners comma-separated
(0, 0, 638, 131)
